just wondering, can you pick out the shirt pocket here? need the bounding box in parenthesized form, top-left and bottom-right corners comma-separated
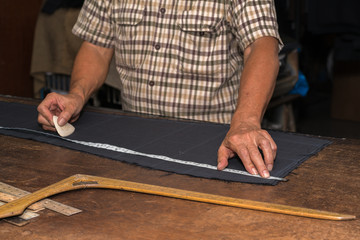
(176, 10, 225, 76)
(113, 4, 149, 70)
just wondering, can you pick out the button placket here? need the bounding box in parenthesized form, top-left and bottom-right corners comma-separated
(149, 5, 168, 87)
(154, 7, 166, 51)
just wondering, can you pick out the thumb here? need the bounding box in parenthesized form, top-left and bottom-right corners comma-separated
(57, 110, 73, 126)
(217, 145, 234, 170)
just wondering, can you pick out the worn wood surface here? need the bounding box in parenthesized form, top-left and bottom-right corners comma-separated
(1, 174, 354, 221)
(0, 96, 359, 239)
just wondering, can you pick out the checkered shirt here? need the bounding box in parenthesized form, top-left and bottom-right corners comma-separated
(73, 0, 282, 124)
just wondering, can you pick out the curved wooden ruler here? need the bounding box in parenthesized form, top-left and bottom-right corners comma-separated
(0, 181, 82, 217)
(0, 200, 39, 226)
(0, 174, 355, 221)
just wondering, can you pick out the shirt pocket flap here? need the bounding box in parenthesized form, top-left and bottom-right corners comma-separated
(176, 10, 223, 34)
(113, 4, 145, 26)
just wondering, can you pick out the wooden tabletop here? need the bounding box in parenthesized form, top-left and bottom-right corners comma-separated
(0, 96, 359, 240)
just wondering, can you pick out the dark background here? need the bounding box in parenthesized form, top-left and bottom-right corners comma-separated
(1, 0, 360, 139)
(275, 0, 360, 138)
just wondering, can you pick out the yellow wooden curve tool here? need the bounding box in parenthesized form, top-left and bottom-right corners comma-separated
(0, 174, 356, 221)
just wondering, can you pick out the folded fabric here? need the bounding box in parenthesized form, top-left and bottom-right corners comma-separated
(0, 101, 331, 185)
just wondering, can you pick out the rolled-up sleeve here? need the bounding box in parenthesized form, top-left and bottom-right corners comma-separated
(72, 0, 115, 48)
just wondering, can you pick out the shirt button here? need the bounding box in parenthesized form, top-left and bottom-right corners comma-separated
(154, 44, 161, 50)
(160, 8, 166, 14)
(149, 81, 155, 86)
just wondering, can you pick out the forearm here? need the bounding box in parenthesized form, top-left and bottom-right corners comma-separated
(231, 37, 279, 127)
(70, 41, 114, 105)
(217, 37, 280, 177)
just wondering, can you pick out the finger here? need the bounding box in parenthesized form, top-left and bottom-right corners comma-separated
(37, 113, 54, 128)
(37, 93, 64, 124)
(217, 145, 233, 170)
(57, 104, 78, 126)
(49, 103, 61, 113)
(42, 124, 56, 132)
(247, 145, 269, 178)
(258, 137, 274, 171)
(38, 114, 56, 132)
(69, 114, 80, 123)
(37, 102, 55, 126)
(261, 131, 277, 159)
(235, 145, 258, 175)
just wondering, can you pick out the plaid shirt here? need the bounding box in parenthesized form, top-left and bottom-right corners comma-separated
(73, 0, 282, 124)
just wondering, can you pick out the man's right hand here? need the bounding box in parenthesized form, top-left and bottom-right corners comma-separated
(37, 92, 85, 131)
(37, 41, 114, 132)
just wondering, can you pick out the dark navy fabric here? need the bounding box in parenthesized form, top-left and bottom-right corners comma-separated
(0, 101, 331, 185)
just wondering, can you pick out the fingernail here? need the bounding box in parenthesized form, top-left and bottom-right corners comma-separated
(58, 117, 66, 126)
(252, 168, 258, 175)
(267, 164, 273, 171)
(263, 170, 270, 178)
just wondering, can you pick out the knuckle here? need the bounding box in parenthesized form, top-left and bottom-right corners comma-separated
(248, 148, 260, 157)
(48, 92, 58, 98)
(259, 129, 268, 134)
(238, 147, 249, 158)
(272, 143, 278, 151)
(37, 115, 42, 123)
(228, 134, 241, 143)
(259, 138, 270, 147)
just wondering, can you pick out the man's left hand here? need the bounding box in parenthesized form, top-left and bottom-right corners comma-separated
(217, 121, 277, 178)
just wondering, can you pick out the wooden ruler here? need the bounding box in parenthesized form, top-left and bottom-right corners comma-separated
(0, 174, 356, 221)
(0, 181, 82, 217)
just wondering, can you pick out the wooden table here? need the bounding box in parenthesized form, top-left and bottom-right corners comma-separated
(0, 96, 359, 240)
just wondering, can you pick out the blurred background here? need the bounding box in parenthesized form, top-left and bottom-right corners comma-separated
(1, 0, 360, 139)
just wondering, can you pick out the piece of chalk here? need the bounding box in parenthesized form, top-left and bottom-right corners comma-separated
(53, 115, 75, 137)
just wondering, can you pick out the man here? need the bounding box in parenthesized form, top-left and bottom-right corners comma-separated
(37, 0, 282, 178)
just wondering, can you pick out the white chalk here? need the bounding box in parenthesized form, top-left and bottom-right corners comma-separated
(53, 115, 75, 137)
